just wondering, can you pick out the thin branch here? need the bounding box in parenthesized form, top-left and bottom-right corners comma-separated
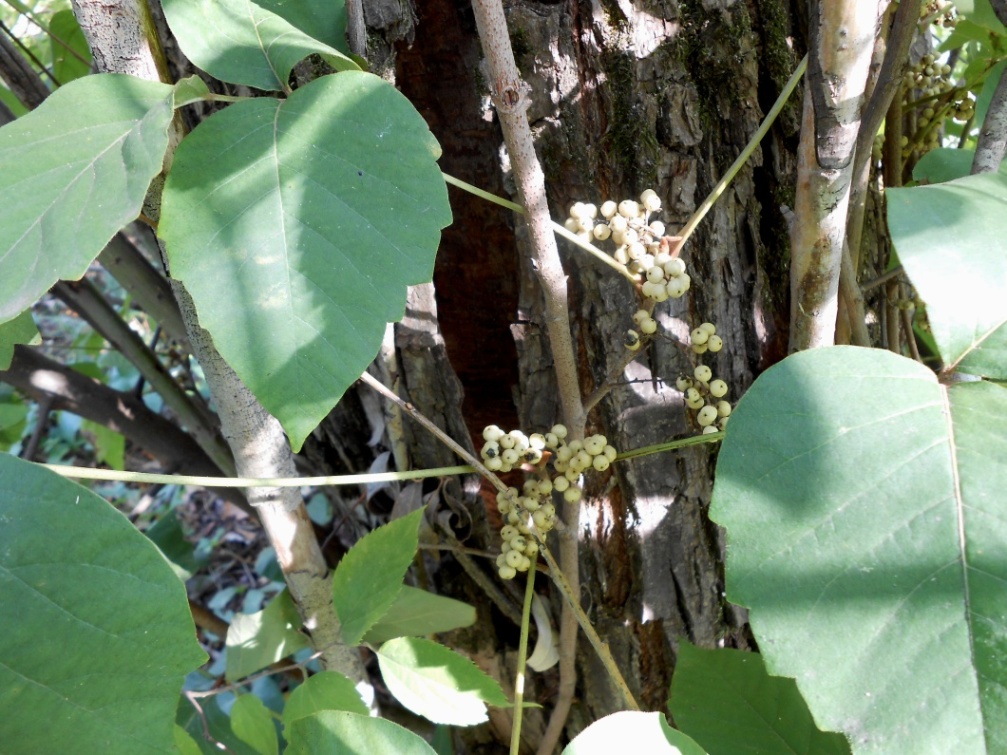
(862, 265, 903, 291)
(510, 566, 536, 755)
(972, 70, 1007, 173)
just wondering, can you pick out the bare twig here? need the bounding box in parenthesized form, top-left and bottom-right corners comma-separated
(972, 71, 1007, 173)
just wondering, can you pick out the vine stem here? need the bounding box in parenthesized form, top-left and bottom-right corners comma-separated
(443, 172, 637, 283)
(510, 564, 537, 755)
(39, 432, 721, 486)
(676, 55, 807, 250)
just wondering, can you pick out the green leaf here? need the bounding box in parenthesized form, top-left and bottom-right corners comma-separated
(0, 390, 29, 448)
(82, 419, 126, 470)
(160, 0, 356, 91)
(145, 509, 208, 581)
(561, 711, 707, 755)
(911, 148, 978, 184)
(0, 73, 174, 325)
(172, 75, 212, 109)
(888, 172, 1007, 379)
(669, 643, 851, 754)
(362, 585, 476, 644)
(0, 455, 206, 754)
(0, 310, 39, 369)
(282, 671, 370, 725)
(375, 637, 509, 726)
(0, 85, 28, 118)
(231, 694, 279, 755)
(177, 695, 262, 755)
(160, 72, 451, 451)
(50, 9, 92, 84)
(255, 0, 349, 55)
(285, 710, 437, 754)
(174, 724, 203, 755)
(331, 508, 425, 646)
(709, 346, 1007, 753)
(226, 589, 310, 681)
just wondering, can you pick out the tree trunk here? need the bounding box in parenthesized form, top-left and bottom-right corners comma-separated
(362, 0, 807, 748)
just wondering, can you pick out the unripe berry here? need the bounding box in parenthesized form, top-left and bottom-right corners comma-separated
(499, 564, 517, 579)
(553, 475, 570, 492)
(691, 341, 708, 355)
(646, 266, 665, 284)
(538, 478, 553, 495)
(551, 424, 568, 439)
(707, 335, 723, 352)
(567, 439, 583, 453)
(691, 327, 709, 345)
(525, 541, 540, 556)
(702, 425, 719, 435)
(564, 486, 583, 503)
(685, 388, 705, 410)
(501, 448, 519, 465)
(709, 379, 728, 398)
(665, 278, 686, 298)
(486, 457, 503, 471)
(694, 365, 712, 383)
(499, 434, 515, 449)
(585, 435, 607, 455)
(544, 432, 559, 448)
(510, 536, 528, 553)
(618, 200, 640, 218)
(500, 525, 518, 541)
(699, 322, 716, 335)
(664, 258, 686, 277)
(603, 445, 618, 461)
(717, 400, 732, 418)
(593, 455, 610, 472)
(556, 445, 573, 462)
(697, 405, 719, 427)
(640, 317, 658, 335)
(675, 375, 694, 392)
(505, 549, 524, 568)
(632, 309, 650, 325)
(626, 330, 642, 351)
(532, 510, 550, 530)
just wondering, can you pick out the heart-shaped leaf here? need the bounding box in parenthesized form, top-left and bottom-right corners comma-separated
(160, 72, 451, 450)
(161, 0, 356, 91)
(0, 73, 174, 324)
(0, 455, 206, 753)
(710, 346, 1007, 753)
(888, 172, 1007, 378)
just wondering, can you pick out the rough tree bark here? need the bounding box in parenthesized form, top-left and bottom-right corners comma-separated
(381, 0, 810, 748)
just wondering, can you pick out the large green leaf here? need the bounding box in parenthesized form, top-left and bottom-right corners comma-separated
(561, 711, 706, 755)
(160, 0, 356, 91)
(669, 643, 851, 754)
(710, 346, 1007, 753)
(230, 694, 279, 755)
(331, 508, 425, 645)
(888, 173, 1007, 379)
(285, 710, 437, 754)
(0, 455, 206, 753)
(160, 72, 451, 450)
(375, 637, 509, 726)
(0, 73, 174, 325)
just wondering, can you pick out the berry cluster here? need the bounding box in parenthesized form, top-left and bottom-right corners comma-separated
(676, 362, 732, 435)
(688, 321, 724, 355)
(565, 190, 691, 304)
(483, 424, 618, 580)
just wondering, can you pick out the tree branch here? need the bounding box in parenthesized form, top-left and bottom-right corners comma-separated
(467, 1, 587, 750)
(972, 71, 1007, 173)
(790, 1, 884, 351)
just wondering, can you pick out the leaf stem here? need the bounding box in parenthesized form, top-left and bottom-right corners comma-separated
(443, 172, 637, 283)
(510, 564, 537, 755)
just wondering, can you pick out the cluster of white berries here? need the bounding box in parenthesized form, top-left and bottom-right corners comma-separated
(484, 424, 618, 580)
(676, 363, 732, 434)
(689, 321, 723, 355)
(566, 190, 690, 303)
(480, 426, 545, 473)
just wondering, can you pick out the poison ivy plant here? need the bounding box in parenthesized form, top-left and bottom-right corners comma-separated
(0, 74, 174, 324)
(159, 72, 452, 450)
(669, 642, 851, 754)
(0, 454, 206, 754)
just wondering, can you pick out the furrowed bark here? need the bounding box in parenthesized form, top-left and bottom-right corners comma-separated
(790, 0, 884, 351)
(71, 0, 368, 689)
